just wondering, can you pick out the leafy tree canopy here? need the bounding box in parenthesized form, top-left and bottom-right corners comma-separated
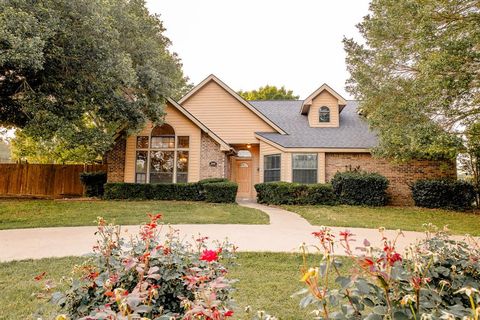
(0, 0, 190, 163)
(238, 85, 299, 101)
(344, 0, 479, 161)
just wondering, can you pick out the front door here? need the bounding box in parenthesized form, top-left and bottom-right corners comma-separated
(235, 159, 252, 199)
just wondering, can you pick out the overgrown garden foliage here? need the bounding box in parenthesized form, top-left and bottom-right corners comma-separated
(297, 226, 480, 319)
(1, 0, 190, 163)
(35, 215, 237, 319)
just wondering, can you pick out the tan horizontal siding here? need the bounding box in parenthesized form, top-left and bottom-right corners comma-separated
(124, 102, 201, 183)
(182, 80, 276, 144)
(308, 91, 340, 128)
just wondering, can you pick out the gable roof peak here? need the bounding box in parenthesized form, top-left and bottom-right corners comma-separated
(178, 74, 286, 134)
(301, 83, 347, 115)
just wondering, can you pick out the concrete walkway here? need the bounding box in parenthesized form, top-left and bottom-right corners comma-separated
(0, 201, 462, 262)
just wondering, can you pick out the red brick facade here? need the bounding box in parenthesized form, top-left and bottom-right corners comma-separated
(325, 153, 457, 205)
(106, 138, 126, 183)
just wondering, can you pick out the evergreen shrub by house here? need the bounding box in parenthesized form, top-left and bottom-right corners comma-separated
(103, 180, 237, 203)
(331, 171, 389, 206)
(254, 182, 336, 205)
(411, 179, 476, 210)
(203, 181, 238, 203)
(79, 171, 107, 197)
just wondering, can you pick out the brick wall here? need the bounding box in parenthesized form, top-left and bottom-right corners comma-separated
(199, 132, 227, 180)
(325, 153, 456, 205)
(106, 138, 126, 182)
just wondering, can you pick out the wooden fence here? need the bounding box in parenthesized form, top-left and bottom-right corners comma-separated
(0, 164, 107, 198)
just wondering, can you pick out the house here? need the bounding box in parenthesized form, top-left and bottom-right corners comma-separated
(107, 75, 456, 205)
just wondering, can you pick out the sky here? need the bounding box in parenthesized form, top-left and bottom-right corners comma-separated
(146, 0, 371, 99)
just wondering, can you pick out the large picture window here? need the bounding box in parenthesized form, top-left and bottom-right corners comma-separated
(264, 154, 281, 182)
(135, 124, 189, 184)
(292, 154, 317, 184)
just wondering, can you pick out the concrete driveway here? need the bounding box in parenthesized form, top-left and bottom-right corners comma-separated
(0, 202, 463, 262)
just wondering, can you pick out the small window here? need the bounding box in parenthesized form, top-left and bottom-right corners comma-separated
(177, 136, 189, 148)
(238, 150, 252, 158)
(264, 154, 281, 182)
(136, 136, 149, 149)
(319, 106, 330, 123)
(292, 154, 317, 184)
(176, 151, 189, 183)
(135, 151, 148, 183)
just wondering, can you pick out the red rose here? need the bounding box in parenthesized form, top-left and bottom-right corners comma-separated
(224, 310, 234, 317)
(200, 249, 218, 262)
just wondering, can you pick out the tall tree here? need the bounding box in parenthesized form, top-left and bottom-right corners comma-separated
(344, 0, 479, 161)
(238, 85, 299, 100)
(0, 0, 190, 163)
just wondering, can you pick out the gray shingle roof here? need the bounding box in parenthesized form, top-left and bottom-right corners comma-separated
(249, 100, 378, 148)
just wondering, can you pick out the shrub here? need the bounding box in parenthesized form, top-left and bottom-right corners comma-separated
(203, 182, 238, 203)
(331, 171, 389, 206)
(198, 178, 229, 185)
(103, 182, 150, 200)
(297, 226, 480, 319)
(254, 182, 336, 205)
(38, 215, 237, 319)
(411, 179, 476, 210)
(79, 171, 107, 197)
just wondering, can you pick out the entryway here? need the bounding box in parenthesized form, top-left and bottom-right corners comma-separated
(234, 158, 252, 199)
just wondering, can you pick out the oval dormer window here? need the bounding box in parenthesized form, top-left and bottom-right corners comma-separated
(319, 106, 330, 123)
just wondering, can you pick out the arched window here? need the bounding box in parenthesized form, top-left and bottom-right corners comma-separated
(135, 123, 190, 184)
(319, 106, 330, 123)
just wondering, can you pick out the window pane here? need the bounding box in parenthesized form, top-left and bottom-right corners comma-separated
(151, 136, 175, 149)
(264, 170, 280, 183)
(136, 136, 149, 149)
(177, 136, 189, 148)
(292, 154, 317, 169)
(293, 169, 317, 184)
(319, 107, 330, 122)
(150, 173, 173, 184)
(150, 151, 174, 174)
(264, 154, 281, 170)
(177, 151, 189, 173)
(136, 151, 148, 173)
(136, 173, 146, 184)
(176, 173, 188, 183)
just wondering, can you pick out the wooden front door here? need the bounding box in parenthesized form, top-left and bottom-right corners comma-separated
(235, 159, 252, 199)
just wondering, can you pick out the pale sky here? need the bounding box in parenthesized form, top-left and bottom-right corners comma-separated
(146, 0, 371, 99)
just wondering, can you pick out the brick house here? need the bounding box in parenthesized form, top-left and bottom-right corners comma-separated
(107, 74, 456, 205)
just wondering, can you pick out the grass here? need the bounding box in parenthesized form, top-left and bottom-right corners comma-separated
(283, 205, 480, 236)
(0, 253, 351, 320)
(0, 199, 269, 230)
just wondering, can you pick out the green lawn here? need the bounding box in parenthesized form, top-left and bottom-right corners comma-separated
(283, 205, 480, 236)
(0, 253, 350, 320)
(0, 200, 269, 229)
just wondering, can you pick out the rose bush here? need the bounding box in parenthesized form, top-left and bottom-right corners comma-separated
(36, 214, 237, 320)
(296, 226, 480, 319)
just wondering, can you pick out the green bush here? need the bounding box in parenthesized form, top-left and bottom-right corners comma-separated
(198, 178, 229, 184)
(411, 179, 476, 210)
(331, 171, 389, 206)
(79, 171, 107, 197)
(104, 181, 237, 203)
(254, 182, 336, 205)
(203, 182, 238, 203)
(104, 183, 201, 201)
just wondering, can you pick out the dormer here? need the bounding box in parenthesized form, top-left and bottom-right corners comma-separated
(300, 84, 347, 128)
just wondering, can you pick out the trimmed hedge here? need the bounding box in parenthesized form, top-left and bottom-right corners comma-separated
(411, 179, 476, 211)
(203, 182, 238, 203)
(103, 180, 237, 203)
(254, 182, 336, 205)
(79, 171, 107, 197)
(331, 171, 389, 206)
